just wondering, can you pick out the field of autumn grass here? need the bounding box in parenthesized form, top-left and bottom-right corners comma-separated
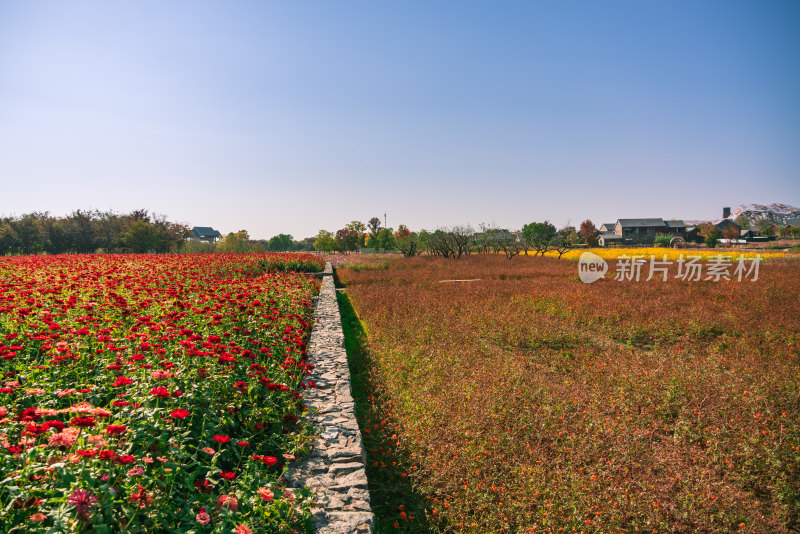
(337, 254, 800, 533)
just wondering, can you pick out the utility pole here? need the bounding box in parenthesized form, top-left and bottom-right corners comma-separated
(384, 212, 387, 228)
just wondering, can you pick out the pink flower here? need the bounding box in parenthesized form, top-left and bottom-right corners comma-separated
(127, 467, 144, 476)
(151, 370, 174, 380)
(257, 487, 274, 501)
(196, 509, 211, 526)
(282, 488, 295, 502)
(49, 427, 80, 448)
(67, 488, 98, 521)
(234, 524, 252, 534)
(216, 494, 238, 512)
(202, 447, 215, 455)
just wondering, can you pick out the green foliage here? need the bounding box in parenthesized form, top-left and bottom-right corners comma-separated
(217, 231, 258, 253)
(367, 217, 382, 239)
(522, 220, 557, 256)
(121, 220, 162, 253)
(268, 233, 294, 252)
(313, 230, 336, 253)
(0, 210, 190, 255)
(755, 218, 775, 236)
(374, 227, 395, 251)
(654, 235, 672, 247)
(396, 233, 420, 257)
(554, 225, 578, 258)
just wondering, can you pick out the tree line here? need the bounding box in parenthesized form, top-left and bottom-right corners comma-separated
(311, 217, 595, 259)
(0, 210, 189, 255)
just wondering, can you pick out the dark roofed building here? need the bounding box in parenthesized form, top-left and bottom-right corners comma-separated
(190, 227, 222, 242)
(664, 220, 687, 232)
(610, 218, 687, 244)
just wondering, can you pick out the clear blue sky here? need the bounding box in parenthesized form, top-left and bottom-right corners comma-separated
(1, 1, 798, 239)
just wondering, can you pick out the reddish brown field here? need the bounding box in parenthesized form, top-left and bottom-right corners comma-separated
(338, 255, 800, 533)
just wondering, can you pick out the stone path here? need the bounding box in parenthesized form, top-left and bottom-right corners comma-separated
(286, 262, 374, 533)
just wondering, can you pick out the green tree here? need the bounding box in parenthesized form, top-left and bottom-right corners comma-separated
(313, 230, 336, 253)
(121, 220, 162, 253)
(375, 227, 395, 251)
(217, 230, 256, 253)
(554, 225, 578, 258)
(367, 217, 381, 239)
(754, 218, 774, 237)
(268, 233, 294, 251)
(699, 222, 721, 248)
(522, 221, 557, 256)
(396, 232, 419, 257)
(734, 214, 750, 232)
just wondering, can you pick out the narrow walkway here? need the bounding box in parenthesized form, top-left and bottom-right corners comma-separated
(286, 262, 374, 533)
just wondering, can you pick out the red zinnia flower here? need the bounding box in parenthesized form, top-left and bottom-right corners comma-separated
(106, 425, 127, 435)
(112, 376, 133, 387)
(219, 471, 236, 480)
(170, 409, 190, 419)
(213, 435, 230, 443)
(69, 416, 96, 428)
(150, 386, 169, 398)
(43, 420, 65, 432)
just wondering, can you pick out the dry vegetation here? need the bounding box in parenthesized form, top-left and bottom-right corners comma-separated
(337, 255, 800, 533)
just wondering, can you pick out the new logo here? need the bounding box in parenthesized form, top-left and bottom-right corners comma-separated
(578, 252, 608, 283)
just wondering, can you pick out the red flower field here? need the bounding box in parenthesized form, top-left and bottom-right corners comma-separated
(0, 253, 324, 532)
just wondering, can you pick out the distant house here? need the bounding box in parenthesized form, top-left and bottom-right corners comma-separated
(596, 218, 688, 246)
(190, 227, 222, 243)
(597, 233, 623, 247)
(616, 219, 674, 245)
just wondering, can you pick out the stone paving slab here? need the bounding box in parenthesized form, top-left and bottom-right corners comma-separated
(286, 262, 374, 533)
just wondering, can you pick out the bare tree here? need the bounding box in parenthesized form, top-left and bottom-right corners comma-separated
(554, 225, 578, 258)
(450, 225, 475, 258)
(367, 217, 382, 239)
